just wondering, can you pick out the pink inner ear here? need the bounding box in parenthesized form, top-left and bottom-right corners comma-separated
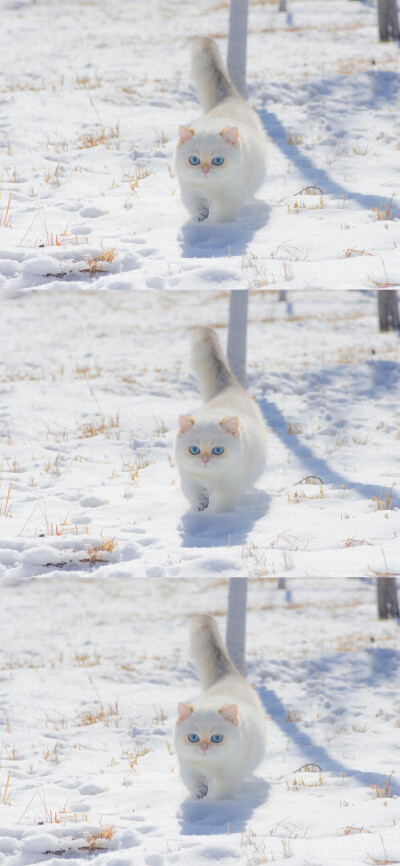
(219, 704, 239, 724)
(220, 416, 239, 436)
(178, 125, 195, 144)
(220, 126, 239, 146)
(178, 415, 195, 434)
(177, 703, 193, 722)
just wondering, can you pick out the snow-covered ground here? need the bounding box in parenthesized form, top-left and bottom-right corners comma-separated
(1, 577, 399, 866)
(1, 0, 400, 293)
(0, 289, 399, 579)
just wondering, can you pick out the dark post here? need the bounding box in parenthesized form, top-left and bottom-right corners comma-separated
(378, 0, 399, 41)
(377, 579, 399, 619)
(378, 290, 399, 331)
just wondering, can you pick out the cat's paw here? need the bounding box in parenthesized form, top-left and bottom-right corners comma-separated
(195, 204, 209, 222)
(193, 781, 208, 799)
(196, 494, 209, 512)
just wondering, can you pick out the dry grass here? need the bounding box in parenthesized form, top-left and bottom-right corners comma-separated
(80, 536, 116, 565)
(288, 197, 327, 214)
(0, 193, 12, 228)
(76, 700, 120, 728)
(288, 773, 325, 790)
(0, 770, 11, 805)
(75, 73, 101, 90)
(370, 201, 393, 221)
(123, 167, 152, 193)
(123, 456, 153, 484)
(77, 413, 120, 439)
(153, 707, 167, 726)
(287, 422, 304, 435)
(79, 824, 115, 852)
(44, 455, 61, 476)
(370, 778, 392, 798)
(18, 786, 84, 826)
(370, 490, 393, 511)
(287, 486, 326, 503)
(340, 247, 372, 259)
(43, 742, 60, 764)
(74, 652, 100, 667)
(43, 165, 61, 186)
(339, 825, 372, 836)
(0, 484, 12, 518)
(77, 124, 120, 150)
(341, 537, 372, 549)
(154, 130, 167, 148)
(287, 132, 304, 146)
(122, 744, 151, 770)
(243, 541, 271, 578)
(80, 246, 116, 276)
(286, 710, 303, 723)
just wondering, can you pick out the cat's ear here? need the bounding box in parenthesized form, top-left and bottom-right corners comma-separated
(219, 704, 239, 725)
(177, 703, 193, 722)
(178, 125, 195, 145)
(220, 416, 239, 436)
(178, 415, 195, 434)
(220, 126, 239, 146)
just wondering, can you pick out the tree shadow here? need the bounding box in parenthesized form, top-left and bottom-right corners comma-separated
(178, 776, 269, 836)
(178, 489, 270, 549)
(178, 200, 270, 260)
(258, 397, 400, 509)
(259, 106, 400, 219)
(257, 644, 400, 796)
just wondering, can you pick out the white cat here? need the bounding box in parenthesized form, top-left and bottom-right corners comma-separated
(175, 36, 268, 222)
(174, 614, 267, 800)
(175, 326, 268, 513)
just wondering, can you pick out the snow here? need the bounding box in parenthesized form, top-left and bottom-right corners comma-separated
(1, 577, 399, 865)
(1, 289, 399, 578)
(0, 0, 399, 292)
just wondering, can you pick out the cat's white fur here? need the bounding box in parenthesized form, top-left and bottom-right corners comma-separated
(175, 326, 268, 513)
(174, 614, 266, 800)
(175, 37, 268, 222)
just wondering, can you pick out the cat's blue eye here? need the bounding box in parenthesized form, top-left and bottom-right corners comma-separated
(212, 446, 224, 456)
(188, 733, 199, 742)
(211, 734, 224, 743)
(189, 156, 200, 165)
(189, 446, 200, 455)
(212, 157, 224, 166)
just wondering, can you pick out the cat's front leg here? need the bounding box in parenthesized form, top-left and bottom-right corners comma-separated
(208, 488, 240, 513)
(180, 765, 209, 799)
(180, 188, 209, 222)
(209, 198, 241, 223)
(211, 774, 240, 800)
(192, 199, 209, 222)
(181, 479, 209, 512)
(193, 777, 209, 799)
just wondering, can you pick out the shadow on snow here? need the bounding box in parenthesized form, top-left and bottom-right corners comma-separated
(259, 397, 400, 510)
(178, 776, 269, 836)
(178, 200, 270, 260)
(178, 489, 270, 549)
(259, 104, 400, 220)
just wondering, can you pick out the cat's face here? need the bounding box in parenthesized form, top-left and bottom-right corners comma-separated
(175, 416, 241, 477)
(175, 126, 241, 187)
(174, 702, 240, 764)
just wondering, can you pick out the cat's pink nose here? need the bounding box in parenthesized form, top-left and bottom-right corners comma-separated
(201, 168, 209, 175)
(201, 744, 208, 752)
(202, 457, 209, 464)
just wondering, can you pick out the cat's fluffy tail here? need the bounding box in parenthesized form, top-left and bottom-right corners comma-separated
(191, 37, 238, 112)
(191, 326, 238, 401)
(190, 614, 239, 689)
